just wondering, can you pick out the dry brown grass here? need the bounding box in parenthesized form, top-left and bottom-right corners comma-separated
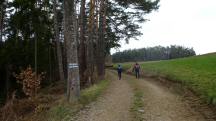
(0, 81, 65, 121)
(0, 95, 19, 121)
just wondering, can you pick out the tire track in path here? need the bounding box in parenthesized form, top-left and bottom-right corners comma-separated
(123, 73, 214, 121)
(72, 70, 215, 121)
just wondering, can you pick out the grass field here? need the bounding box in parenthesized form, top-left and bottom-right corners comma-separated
(116, 53, 216, 104)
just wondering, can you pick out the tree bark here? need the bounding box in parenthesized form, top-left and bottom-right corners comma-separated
(96, 0, 107, 80)
(5, 64, 12, 99)
(64, 0, 80, 101)
(0, 0, 5, 43)
(78, 0, 87, 87)
(0, 6, 2, 43)
(86, 0, 96, 84)
(53, 0, 64, 82)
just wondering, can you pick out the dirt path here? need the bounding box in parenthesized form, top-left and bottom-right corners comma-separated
(122, 73, 214, 121)
(71, 71, 215, 121)
(71, 71, 133, 121)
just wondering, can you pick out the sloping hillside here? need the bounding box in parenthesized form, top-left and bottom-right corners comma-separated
(119, 53, 216, 104)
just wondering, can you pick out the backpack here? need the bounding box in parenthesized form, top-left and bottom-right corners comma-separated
(134, 64, 140, 71)
(118, 66, 122, 72)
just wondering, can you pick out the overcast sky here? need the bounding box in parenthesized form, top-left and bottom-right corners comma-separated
(111, 0, 216, 55)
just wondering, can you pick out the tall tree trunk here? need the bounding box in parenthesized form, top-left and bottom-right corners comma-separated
(48, 43, 52, 83)
(96, 0, 107, 80)
(34, 34, 37, 83)
(86, 0, 96, 84)
(95, 0, 99, 74)
(5, 64, 12, 99)
(61, 19, 68, 80)
(78, 0, 87, 87)
(64, 0, 80, 101)
(0, 5, 2, 43)
(0, 0, 5, 43)
(53, 0, 64, 82)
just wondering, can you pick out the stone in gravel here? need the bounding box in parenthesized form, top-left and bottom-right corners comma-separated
(138, 109, 145, 113)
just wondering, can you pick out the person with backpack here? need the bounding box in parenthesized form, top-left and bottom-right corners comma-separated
(117, 64, 122, 80)
(133, 62, 140, 79)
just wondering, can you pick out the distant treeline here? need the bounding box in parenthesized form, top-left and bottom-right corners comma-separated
(112, 45, 196, 63)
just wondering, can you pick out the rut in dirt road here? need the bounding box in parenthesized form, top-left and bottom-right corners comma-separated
(71, 70, 215, 121)
(123, 73, 215, 121)
(71, 71, 133, 121)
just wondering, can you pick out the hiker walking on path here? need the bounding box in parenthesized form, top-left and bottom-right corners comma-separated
(133, 62, 140, 79)
(117, 64, 123, 80)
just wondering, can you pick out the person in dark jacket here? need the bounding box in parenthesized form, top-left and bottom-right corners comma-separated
(117, 64, 122, 80)
(133, 62, 140, 79)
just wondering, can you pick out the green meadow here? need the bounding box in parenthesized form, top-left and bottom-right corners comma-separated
(117, 53, 216, 104)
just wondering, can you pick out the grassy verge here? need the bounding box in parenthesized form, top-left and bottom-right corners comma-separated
(118, 53, 216, 105)
(127, 76, 144, 121)
(26, 80, 110, 121)
(131, 87, 144, 120)
(79, 80, 110, 105)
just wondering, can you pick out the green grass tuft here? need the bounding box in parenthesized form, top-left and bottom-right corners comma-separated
(47, 105, 73, 121)
(79, 80, 110, 105)
(128, 78, 144, 121)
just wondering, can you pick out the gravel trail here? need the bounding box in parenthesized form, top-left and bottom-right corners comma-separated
(71, 71, 215, 121)
(122, 73, 214, 121)
(71, 71, 133, 121)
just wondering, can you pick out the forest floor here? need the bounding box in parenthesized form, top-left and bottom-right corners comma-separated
(71, 70, 216, 121)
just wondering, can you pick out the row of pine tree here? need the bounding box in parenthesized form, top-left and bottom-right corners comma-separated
(0, 0, 159, 104)
(112, 45, 196, 63)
